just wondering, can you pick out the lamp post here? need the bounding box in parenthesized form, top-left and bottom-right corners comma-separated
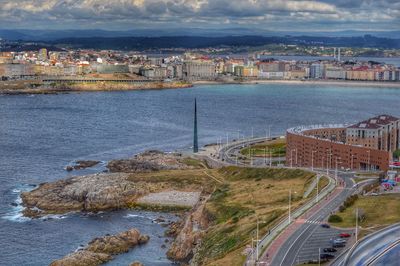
(351, 154, 354, 170)
(367, 150, 371, 171)
(291, 149, 297, 168)
(355, 207, 359, 242)
(288, 189, 297, 225)
(316, 174, 320, 203)
(269, 149, 272, 167)
(335, 157, 341, 179)
(312, 150, 316, 171)
(264, 148, 267, 165)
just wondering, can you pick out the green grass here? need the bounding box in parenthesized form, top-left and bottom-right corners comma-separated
(181, 157, 208, 168)
(330, 194, 400, 231)
(218, 166, 315, 182)
(240, 139, 286, 158)
(195, 166, 315, 265)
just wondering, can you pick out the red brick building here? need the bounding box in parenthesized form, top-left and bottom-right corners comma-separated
(286, 118, 396, 172)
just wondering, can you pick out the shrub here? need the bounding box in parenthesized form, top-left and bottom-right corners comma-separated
(328, 214, 343, 223)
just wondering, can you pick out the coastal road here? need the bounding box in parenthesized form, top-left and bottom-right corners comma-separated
(264, 171, 355, 266)
(217, 136, 284, 166)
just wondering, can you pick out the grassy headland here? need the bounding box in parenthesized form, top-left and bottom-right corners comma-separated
(240, 138, 286, 158)
(194, 167, 316, 266)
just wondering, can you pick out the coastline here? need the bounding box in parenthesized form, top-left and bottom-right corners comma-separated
(0, 81, 193, 95)
(1, 78, 399, 95)
(193, 79, 400, 88)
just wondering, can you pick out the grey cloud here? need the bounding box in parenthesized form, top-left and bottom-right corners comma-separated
(0, 0, 398, 31)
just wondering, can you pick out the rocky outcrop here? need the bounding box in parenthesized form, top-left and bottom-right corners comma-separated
(66, 160, 101, 171)
(107, 150, 193, 173)
(167, 197, 210, 262)
(50, 229, 149, 266)
(129, 262, 144, 266)
(50, 250, 111, 266)
(21, 173, 148, 217)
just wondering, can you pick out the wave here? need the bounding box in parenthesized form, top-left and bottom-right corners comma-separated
(2, 184, 37, 223)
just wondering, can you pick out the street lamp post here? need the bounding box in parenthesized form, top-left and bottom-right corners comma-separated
(316, 174, 319, 203)
(291, 149, 295, 168)
(335, 157, 341, 179)
(355, 207, 359, 243)
(367, 150, 371, 171)
(312, 150, 316, 171)
(289, 189, 292, 225)
(288, 189, 297, 225)
(264, 148, 267, 166)
(269, 149, 272, 167)
(351, 154, 354, 170)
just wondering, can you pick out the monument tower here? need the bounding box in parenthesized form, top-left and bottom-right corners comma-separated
(193, 98, 198, 153)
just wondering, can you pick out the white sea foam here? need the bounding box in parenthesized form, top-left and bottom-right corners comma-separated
(2, 184, 37, 223)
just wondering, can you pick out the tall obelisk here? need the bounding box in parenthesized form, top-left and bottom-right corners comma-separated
(193, 98, 198, 153)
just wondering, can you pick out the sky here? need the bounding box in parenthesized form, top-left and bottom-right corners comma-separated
(0, 0, 399, 32)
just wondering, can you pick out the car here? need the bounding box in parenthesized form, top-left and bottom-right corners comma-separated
(320, 253, 335, 259)
(332, 242, 346, 248)
(321, 223, 331, 228)
(323, 248, 337, 252)
(339, 233, 351, 238)
(332, 239, 347, 245)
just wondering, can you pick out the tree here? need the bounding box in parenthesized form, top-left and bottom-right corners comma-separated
(393, 149, 400, 160)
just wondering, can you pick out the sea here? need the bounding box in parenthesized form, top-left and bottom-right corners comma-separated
(1, 82, 400, 265)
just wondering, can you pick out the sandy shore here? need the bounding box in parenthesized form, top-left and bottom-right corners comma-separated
(193, 79, 400, 88)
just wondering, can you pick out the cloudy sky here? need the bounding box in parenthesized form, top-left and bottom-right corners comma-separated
(0, 0, 399, 32)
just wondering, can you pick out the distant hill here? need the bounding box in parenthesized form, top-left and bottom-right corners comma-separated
(1, 29, 400, 41)
(49, 35, 400, 50)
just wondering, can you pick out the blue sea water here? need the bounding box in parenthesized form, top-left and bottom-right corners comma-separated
(1, 83, 400, 265)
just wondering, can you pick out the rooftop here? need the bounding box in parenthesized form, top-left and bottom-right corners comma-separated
(347, 114, 400, 129)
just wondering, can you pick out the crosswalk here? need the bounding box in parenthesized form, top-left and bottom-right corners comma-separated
(296, 218, 321, 224)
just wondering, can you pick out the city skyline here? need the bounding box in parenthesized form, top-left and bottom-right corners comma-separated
(0, 0, 399, 32)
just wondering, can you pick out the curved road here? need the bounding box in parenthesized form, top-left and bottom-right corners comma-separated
(332, 223, 400, 266)
(210, 137, 388, 266)
(264, 171, 355, 266)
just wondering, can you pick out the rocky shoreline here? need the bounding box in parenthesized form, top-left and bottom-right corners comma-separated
(20, 150, 213, 265)
(50, 228, 149, 266)
(0, 81, 192, 95)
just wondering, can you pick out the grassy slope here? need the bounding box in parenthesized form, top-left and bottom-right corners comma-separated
(330, 194, 400, 237)
(240, 138, 286, 158)
(197, 167, 315, 266)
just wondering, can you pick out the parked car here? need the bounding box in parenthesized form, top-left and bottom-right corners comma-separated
(321, 223, 330, 228)
(320, 253, 335, 259)
(332, 239, 347, 245)
(323, 248, 337, 252)
(339, 233, 351, 238)
(332, 242, 346, 248)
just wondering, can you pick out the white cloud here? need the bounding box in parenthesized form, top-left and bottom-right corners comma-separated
(0, 0, 398, 31)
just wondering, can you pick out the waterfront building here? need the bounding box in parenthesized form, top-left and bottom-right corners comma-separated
(183, 61, 216, 81)
(325, 67, 346, 80)
(346, 67, 376, 81)
(286, 115, 400, 171)
(38, 48, 48, 62)
(346, 115, 400, 152)
(310, 63, 323, 79)
(234, 66, 259, 77)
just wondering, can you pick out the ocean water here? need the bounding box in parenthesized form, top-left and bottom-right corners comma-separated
(1, 83, 400, 265)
